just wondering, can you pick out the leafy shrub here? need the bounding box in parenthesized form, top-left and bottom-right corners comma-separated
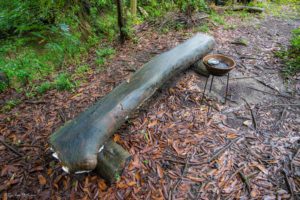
(0, 82, 7, 93)
(276, 27, 300, 76)
(37, 81, 53, 94)
(176, 0, 209, 14)
(54, 73, 74, 91)
(210, 12, 225, 25)
(96, 47, 116, 66)
(197, 24, 210, 33)
(75, 64, 90, 75)
(1, 99, 21, 113)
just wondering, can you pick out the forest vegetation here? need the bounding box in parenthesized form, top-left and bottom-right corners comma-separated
(0, 0, 299, 99)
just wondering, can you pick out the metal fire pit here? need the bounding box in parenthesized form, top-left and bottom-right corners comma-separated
(201, 54, 236, 104)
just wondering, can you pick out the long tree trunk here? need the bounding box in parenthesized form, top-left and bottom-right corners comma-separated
(49, 34, 215, 173)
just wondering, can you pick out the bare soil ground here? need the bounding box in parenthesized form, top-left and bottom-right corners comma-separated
(1, 10, 300, 200)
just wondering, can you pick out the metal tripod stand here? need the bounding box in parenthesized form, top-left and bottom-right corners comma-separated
(201, 72, 230, 104)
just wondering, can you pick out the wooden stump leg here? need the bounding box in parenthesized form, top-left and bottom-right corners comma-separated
(96, 140, 131, 184)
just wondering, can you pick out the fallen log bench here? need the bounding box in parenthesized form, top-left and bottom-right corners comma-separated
(225, 6, 265, 13)
(49, 33, 215, 182)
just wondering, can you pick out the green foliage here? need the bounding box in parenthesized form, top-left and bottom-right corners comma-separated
(197, 24, 210, 33)
(96, 47, 115, 66)
(0, 25, 83, 91)
(75, 64, 90, 76)
(223, 24, 237, 30)
(272, 0, 299, 4)
(91, 10, 117, 41)
(0, 0, 119, 95)
(275, 27, 300, 76)
(141, 0, 175, 18)
(37, 81, 53, 94)
(210, 12, 225, 25)
(0, 82, 7, 93)
(54, 73, 74, 91)
(1, 99, 21, 113)
(176, 0, 209, 14)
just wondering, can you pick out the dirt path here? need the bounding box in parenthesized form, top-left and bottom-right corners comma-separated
(1, 12, 300, 199)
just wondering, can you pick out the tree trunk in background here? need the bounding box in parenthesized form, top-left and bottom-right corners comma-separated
(130, 0, 137, 17)
(116, 0, 126, 44)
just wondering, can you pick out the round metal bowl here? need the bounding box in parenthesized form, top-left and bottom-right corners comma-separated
(203, 54, 236, 76)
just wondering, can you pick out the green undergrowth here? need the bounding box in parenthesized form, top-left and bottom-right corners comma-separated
(275, 27, 300, 77)
(0, 0, 298, 101)
(0, 0, 212, 96)
(0, 1, 124, 96)
(247, 0, 299, 19)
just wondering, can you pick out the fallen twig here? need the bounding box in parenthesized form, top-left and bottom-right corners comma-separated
(238, 171, 251, 195)
(161, 157, 207, 166)
(254, 78, 279, 93)
(231, 76, 258, 80)
(221, 165, 245, 188)
(276, 106, 286, 128)
(209, 137, 240, 163)
(171, 155, 190, 200)
(282, 168, 295, 199)
(24, 100, 47, 104)
(247, 86, 296, 99)
(242, 98, 257, 130)
(0, 138, 23, 157)
(260, 104, 300, 108)
(58, 109, 67, 123)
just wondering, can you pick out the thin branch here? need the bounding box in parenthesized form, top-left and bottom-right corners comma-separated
(0, 139, 23, 157)
(247, 86, 297, 99)
(209, 137, 240, 163)
(242, 98, 257, 130)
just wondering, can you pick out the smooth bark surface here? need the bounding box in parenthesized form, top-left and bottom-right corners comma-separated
(50, 33, 215, 173)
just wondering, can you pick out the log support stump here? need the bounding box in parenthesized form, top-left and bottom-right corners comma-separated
(96, 140, 131, 184)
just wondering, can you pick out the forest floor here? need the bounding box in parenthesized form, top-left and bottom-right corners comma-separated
(1, 7, 300, 200)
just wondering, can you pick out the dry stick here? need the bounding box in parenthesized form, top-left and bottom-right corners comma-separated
(276, 106, 286, 128)
(238, 171, 251, 195)
(0, 139, 23, 157)
(254, 78, 280, 93)
(58, 109, 66, 123)
(171, 155, 190, 200)
(231, 76, 259, 80)
(292, 148, 300, 175)
(221, 165, 245, 188)
(282, 169, 295, 199)
(247, 171, 259, 179)
(260, 104, 300, 108)
(24, 100, 47, 104)
(242, 98, 257, 130)
(247, 86, 296, 99)
(161, 157, 207, 166)
(208, 137, 240, 163)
